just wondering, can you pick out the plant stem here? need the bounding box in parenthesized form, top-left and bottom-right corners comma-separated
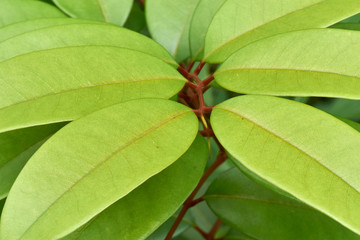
(207, 219, 223, 240)
(165, 151, 227, 240)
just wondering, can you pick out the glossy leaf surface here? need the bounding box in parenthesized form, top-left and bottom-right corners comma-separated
(189, 0, 226, 60)
(0, 0, 66, 28)
(211, 95, 360, 234)
(0, 46, 185, 133)
(53, 0, 132, 26)
(215, 29, 360, 99)
(0, 123, 66, 200)
(0, 22, 177, 66)
(62, 134, 207, 240)
(0, 18, 98, 42)
(146, 0, 199, 62)
(204, 0, 360, 63)
(0, 99, 198, 240)
(206, 168, 360, 239)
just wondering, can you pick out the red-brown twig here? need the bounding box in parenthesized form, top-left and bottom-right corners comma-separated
(165, 151, 227, 240)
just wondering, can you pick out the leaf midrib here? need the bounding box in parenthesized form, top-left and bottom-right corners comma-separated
(204, 0, 324, 59)
(19, 109, 192, 239)
(218, 107, 360, 198)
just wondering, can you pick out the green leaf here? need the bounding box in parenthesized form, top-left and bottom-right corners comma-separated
(211, 95, 360, 235)
(0, 46, 184, 133)
(215, 29, 360, 99)
(124, 2, 146, 32)
(189, 0, 226, 60)
(63, 134, 206, 240)
(53, 0, 133, 26)
(0, 123, 66, 200)
(331, 23, 360, 30)
(0, 22, 177, 66)
(0, 0, 66, 28)
(204, 0, 360, 63)
(0, 98, 198, 240)
(0, 18, 98, 42)
(205, 168, 360, 239)
(146, 0, 200, 62)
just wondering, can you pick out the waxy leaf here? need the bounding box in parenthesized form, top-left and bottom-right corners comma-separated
(206, 168, 360, 239)
(0, 123, 66, 200)
(62, 134, 207, 240)
(204, 0, 360, 63)
(0, 0, 66, 28)
(146, 0, 200, 62)
(0, 18, 97, 42)
(53, 0, 133, 26)
(215, 29, 360, 99)
(189, 0, 226, 60)
(0, 46, 185, 133)
(0, 22, 177, 66)
(211, 95, 360, 235)
(0, 99, 198, 240)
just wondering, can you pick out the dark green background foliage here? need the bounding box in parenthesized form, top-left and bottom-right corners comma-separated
(1, 0, 360, 239)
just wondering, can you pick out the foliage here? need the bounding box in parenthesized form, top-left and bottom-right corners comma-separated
(0, 0, 360, 239)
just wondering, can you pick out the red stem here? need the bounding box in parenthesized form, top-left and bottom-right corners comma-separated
(203, 74, 215, 86)
(165, 151, 227, 240)
(207, 219, 222, 239)
(193, 60, 206, 76)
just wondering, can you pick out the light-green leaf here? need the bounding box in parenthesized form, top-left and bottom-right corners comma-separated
(62, 134, 207, 240)
(53, 0, 133, 26)
(0, 123, 66, 200)
(146, 0, 200, 62)
(0, 0, 66, 28)
(0, 22, 177, 66)
(189, 0, 226, 60)
(211, 95, 360, 235)
(204, 0, 360, 63)
(0, 46, 184, 133)
(206, 168, 360, 239)
(215, 29, 360, 99)
(0, 98, 198, 240)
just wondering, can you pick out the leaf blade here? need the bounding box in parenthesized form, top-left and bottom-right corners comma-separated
(0, 22, 177, 66)
(211, 95, 360, 235)
(215, 29, 360, 99)
(206, 168, 360, 239)
(62, 134, 207, 240)
(0, 99, 198, 240)
(146, 0, 200, 62)
(0, 0, 66, 28)
(204, 0, 360, 63)
(0, 46, 185, 133)
(53, 0, 133, 26)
